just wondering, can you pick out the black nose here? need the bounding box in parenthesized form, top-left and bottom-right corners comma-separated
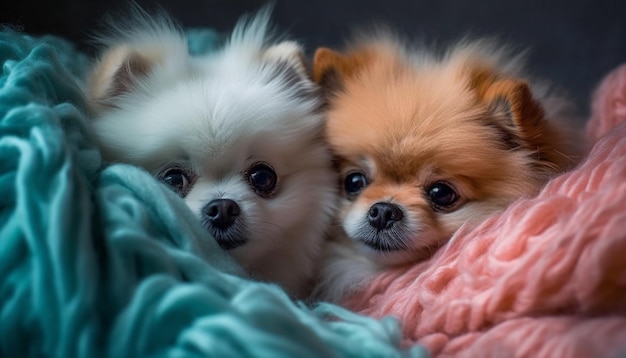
(367, 202, 403, 230)
(202, 199, 241, 230)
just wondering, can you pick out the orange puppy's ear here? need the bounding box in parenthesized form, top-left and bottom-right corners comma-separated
(313, 47, 374, 92)
(469, 65, 546, 139)
(88, 46, 155, 111)
(472, 70, 577, 171)
(482, 77, 545, 132)
(312, 47, 348, 90)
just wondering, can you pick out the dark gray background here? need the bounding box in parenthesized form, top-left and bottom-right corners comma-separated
(3, 0, 625, 118)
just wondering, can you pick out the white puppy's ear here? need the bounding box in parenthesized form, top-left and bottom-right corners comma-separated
(262, 41, 310, 81)
(88, 45, 156, 111)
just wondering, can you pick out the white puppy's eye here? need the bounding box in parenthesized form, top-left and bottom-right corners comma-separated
(344, 171, 368, 197)
(426, 181, 459, 211)
(246, 162, 278, 198)
(158, 168, 192, 197)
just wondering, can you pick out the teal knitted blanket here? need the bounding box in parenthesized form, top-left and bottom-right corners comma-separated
(0, 29, 426, 357)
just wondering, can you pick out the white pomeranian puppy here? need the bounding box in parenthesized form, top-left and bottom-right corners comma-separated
(86, 8, 337, 298)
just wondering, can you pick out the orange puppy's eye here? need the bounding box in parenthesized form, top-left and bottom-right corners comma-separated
(344, 171, 368, 197)
(427, 181, 459, 211)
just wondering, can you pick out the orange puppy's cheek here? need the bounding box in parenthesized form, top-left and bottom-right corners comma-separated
(339, 198, 369, 225)
(338, 182, 453, 265)
(344, 183, 440, 234)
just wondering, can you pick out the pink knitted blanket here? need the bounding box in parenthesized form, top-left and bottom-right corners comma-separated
(342, 64, 626, 357)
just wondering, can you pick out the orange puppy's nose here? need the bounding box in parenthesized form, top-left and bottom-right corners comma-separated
(367, 202, 403, 230)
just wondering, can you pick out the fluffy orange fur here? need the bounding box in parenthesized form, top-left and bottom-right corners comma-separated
(314, 37, 582, 268)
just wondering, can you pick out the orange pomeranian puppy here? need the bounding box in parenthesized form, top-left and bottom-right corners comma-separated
(311, 35, 583, 302)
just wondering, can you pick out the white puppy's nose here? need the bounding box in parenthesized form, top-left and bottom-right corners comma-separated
(202, 199, 241, 230)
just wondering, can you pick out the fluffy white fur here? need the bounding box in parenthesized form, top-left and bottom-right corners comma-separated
(87, 8, 337, 298)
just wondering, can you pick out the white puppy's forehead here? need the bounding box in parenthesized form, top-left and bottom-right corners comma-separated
(144, 77, 322, 167)
(95, 46, 325, 177)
